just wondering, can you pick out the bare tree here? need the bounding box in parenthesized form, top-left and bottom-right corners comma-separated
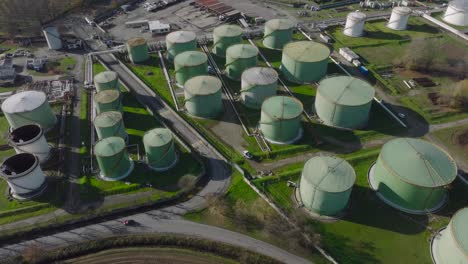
(402, 38, 444, 72)
(177, 174, 197, 191)
(21, 243, 44, 263)
(439, 80, 468, 110)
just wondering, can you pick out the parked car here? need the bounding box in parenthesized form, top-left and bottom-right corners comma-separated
(242, 150, 253, 160)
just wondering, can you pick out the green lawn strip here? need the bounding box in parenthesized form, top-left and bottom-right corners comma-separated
(56, 56, 77, 73)
(0, 115, 10, 145)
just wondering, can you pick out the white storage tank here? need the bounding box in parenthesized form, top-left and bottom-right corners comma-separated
(387, 7, 412, 30)
(443, 0, 468, 26)
(344, 12, 367, 37)
(43, 26, 62, 50)
(8, 124, 51, 164)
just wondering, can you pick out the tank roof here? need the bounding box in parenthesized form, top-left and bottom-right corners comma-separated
(95, 90, 120, 103)
(449, 0, 468, 9)
(94, 136, 126, 157)
(265, 18, 295, 30)
(379, 138, 457, 187)
(174, 51, 207, 66)
(242, 67, 278, 85)
(185, 75, 222, 95)
(262, 96, 303, 120)
(127, 37, 147, 46)
(95, 71, 118, 83)
(318, 76, 375, 106)
(1, 91, 47, 113)
(94, 111, 123, 127)
(166, 31, 196, 43)
(143, 128, 173, 147)
(451, 207, 468, 255)
(226, 44, 258, 59)
(393, 6, 412, 14)
(348, 11, 367, 20)
(302, 156, 356, 192)
(283, 41, 330, 63)
(213, 24, 243, 37)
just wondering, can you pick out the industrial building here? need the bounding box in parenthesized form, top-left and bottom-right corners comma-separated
(126, 37, 149, 64)
(387, 7, 412, 30)
(94, 89, 122, 114)
(94, 111, 128, 141)
(143, 128, 178, 171)
(315, 76, 375, 129)
(148, 20, 171, 35)
(94, 136, 134, 181)
(0, 62, 16, 86)
(166, 31, 197, 61)
(43, 26, 62, 50)
(344, 11, 367, 37)
(443, 0, 468, 26)
(263, 19, 295, 50)
(225, 44, 258, 80)
(240, 67, 278, 109)
(298, 156, 356, 216)
(174, 51, 208, 87)
(212, 24, 243, 58)
(281, 41, 330, 83)
(259, 96, 303, 144)
(8, 124, 51, 164)
(369, 138, 457, 214)
(94, 71, 119, 92)
(184, 75, 223, 118)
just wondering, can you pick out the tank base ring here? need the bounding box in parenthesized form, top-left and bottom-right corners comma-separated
(147, 151, 179, 172)
(98, 159, 135, 181)
(293, 187, 348, 222)
(263, 127, 303, 145)
(430, 227, 447, 264)
(10, 180, 48, 201)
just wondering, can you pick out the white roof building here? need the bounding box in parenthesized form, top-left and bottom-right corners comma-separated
(148, 20, 170, 35)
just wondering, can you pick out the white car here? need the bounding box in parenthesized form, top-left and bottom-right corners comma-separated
(242, 150, 253, 160)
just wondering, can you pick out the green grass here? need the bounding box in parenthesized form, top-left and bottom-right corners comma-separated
(400, 96, 468, 124)
(432, 124, 468, 161)
(56, 56, 77, 73)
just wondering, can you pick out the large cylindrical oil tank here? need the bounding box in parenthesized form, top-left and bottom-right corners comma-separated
(225, 44, 258, 80)
(8, 124, 50, 164)
(443, 1, 468, 26)
(94, 71, 118, 92)
(94, 111, 127, 140)
(43, 26, 62, 50)
(344, 12, 367, 37)
(241, 67, 278, 109)
(369, 138, 457, 214)
(281, 41, 330, 84)
(0, 153, 46, 199)
(94, 90, 122, 114)
(174, 51, 208, 87)
(315, 76, 375, 129)
(259, 96, 303, 144)
(387, 7, 412, 30)
(263, 19, 295, 50)
(126, 37, 149, 63)
(143, 128, 177, 171)
(432, 208, 468, 264)
(1, 91, 57, 131)
(166, 31, 197, 61)
(184, 75, 223, 119)
(299, 156, 356, 216)
(94, 136, 134, 181)
(212, 24, 243, 58)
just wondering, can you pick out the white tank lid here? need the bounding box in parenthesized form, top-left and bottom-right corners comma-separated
(348, 11, 367, 20)
(1, 91, 47, 113)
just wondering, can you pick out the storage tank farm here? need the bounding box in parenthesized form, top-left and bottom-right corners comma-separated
(8, 124, 51, 164)
(443, 0, 468, 26)
(166, 31, 197, 61)
(126, 37, 149, 64)
(94, 136, 134, 181)
(184, 75, 223, 119)
(43, 26, 62, 50)
(259, 96, 303, 144)
(1, 91, 57, 132)
(0, 153, 46, 200)
(143, 128, 178, 171)
(94, 71, 119, 92)
(369, 138, 457, 214)
(387, 7, 412, 30)
(344, 11, 367, 37)
(212, 24, 243, 58)
(94, 89, 122, 114)
(94, 111, 128, 141)
(174, 51, 208, 88)
(315, 76, 375, 129)
(241, 67, 278, 109)
(262, 18, 295, 50)
(281, 41, 330, 84)
(225, 44, 258, 80)
(299, 156, 356, 216)
(431, 208, 468, 264)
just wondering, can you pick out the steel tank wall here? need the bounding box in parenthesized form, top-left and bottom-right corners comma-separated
(43, 26, 62, 50)
(184, 76, 223, 119)
(143, 128, 177, 171)
(127, 38, 149, 63)
(387, 7, 412, 30)
(300, 184, 353, 216)
(433, 208, 468, 264)
(0, 153, 45, 197)
(9, 124, 50, 164)
(212, 25, 243, 58)
(94, 111, 127, 140)
(166, 31, 197, 61)
(225, 44, 258, 80)
(94, 137, 133, 181)
(241, 67, 278, 109)
(94, 90, 122, 114)
(344, 12, 366, 37)
(443, 2, 468, 26)
(94, 71, 119, 92)
(315, 97, 373, 129)
(174, 51, 208, 87)
(262, 19, 294, 50)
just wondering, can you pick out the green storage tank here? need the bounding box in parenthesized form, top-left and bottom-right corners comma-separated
(212, 24, 243, 58)
(94, 89, 122, 114)
(184, 75, 223, 119)
(174, 51, 208, 87)
(127, 37, 149, 64)
(143, 128, 177, 171)
(94, 136, 134, 181)
(281, 41, 330, 83)
(1, 91, 57, 131)
(225, 44, 258, 81)
(315, 76, 375, 129)
(259, 96, 303, 144)
(432, 208, 468, 264)
(166, 31, 197, 61)
(94, 111, 128, 141)
(263, 19, 295, 50)
(369, 138, 457, 214)
(299, 156, 356, 216)
(94, 71, 118, 92)
(241, 67, 278, 109)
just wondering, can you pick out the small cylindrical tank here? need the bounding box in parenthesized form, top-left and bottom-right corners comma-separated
(166, 31, 197, 61)
(94, 111, 127, 140)
(432, 208, 468, 264)
(94, 71, 119, 92)
(184, 75, 223, 119)
(299, 156, 356, 216)
(281, 41, 330, 84)
(241, 67, 278, 109)
(1, 91, 57, 131)
(212, 24, 243, 58)
(143, 128, 177, 171)
(263, 19, 295, 50)
(94, 89, 122, 114)
(0, 153, 46, 199)
(174, 51, 208, 87)
(8, 124, 50, 164)
(225, 44, 258, 80)
(94, 136, 134, 181)
(387, 7, 412, 30)
(443, 1, 468, 26)
(344, 12, 367, 37)
(259, 96, 303, 144)
(127, 37, 149, 63)
(43, 26, 62, 50)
